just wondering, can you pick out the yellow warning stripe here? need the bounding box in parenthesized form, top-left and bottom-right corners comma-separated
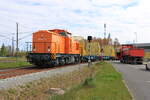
(50, 54, 56, 60)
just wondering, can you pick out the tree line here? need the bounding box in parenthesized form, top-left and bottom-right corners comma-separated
(0, 43, 26, 57)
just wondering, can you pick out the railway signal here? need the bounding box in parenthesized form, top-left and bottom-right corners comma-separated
(87, 36, 92, 67)
(87, 36, 92, 42)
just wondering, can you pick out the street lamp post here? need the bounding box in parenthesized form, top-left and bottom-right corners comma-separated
(135, 32, 137, 43)
(134, 32, 137, 47)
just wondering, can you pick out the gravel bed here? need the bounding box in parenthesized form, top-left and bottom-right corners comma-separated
(0, 63, 88, 90)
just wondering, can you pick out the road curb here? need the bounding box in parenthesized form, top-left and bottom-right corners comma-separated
(111, 62, 135, 100)
(122, 80, 135, 100)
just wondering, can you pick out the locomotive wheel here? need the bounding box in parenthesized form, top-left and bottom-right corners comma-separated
(35, 63, 43, 66)
(53, 58, 59, 67)
(61, 58, 65, 66)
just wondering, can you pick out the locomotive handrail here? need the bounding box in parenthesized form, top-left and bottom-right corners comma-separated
(26, 42, 56, 53)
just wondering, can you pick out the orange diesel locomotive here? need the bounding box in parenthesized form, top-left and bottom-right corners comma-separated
(27, 29, 80, 66)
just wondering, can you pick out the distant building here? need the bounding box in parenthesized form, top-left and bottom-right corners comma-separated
(133, 43, 150, 52)
(72, 36, 84, 41)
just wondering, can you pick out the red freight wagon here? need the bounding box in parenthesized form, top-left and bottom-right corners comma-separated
(123, 48, 144, 57)
(116, 45, 144, 64)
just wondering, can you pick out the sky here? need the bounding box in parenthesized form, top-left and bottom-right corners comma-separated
(0, 0, 150, 50)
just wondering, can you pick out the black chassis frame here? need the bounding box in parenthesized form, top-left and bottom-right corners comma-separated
(27, 53, 81, 66)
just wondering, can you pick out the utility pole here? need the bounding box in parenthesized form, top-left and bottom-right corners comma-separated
(134, 32, 137, 47)
(104, 23, 106, 39)
(16, 22, 19, 56)
(134, 32, 137, 43)
(12, 36, 14, 56)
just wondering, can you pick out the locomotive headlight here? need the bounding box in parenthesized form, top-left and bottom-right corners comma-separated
(33, 48, 36, 51)
(48, 46, 50, 52)
(33, 46, 36, 51)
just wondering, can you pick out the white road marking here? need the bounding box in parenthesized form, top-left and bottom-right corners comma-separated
(128, 65, 145, 69)
(145, 81, 150, 83)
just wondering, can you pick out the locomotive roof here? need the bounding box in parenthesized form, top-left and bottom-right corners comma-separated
(33, 29, 72, 37)
(48, 29, 72, 35)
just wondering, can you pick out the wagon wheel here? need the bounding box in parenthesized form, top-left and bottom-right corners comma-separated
(134, 58, 137, 64)
(146, 64, 149, 70)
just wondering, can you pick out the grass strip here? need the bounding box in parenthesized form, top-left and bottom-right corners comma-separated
(0, 57, 31, 69)
(50, 62, 132, 100)
(0, 63, 99, 100)
(0, 61, 31, 69)
(0, 62, 132, 100)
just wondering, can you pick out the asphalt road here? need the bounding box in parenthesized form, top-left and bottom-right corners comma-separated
(112, 61, 150, 100)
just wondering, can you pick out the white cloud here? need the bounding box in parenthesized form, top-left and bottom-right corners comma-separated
(0, 0, 150, 48)
(91, 0, 136, 6)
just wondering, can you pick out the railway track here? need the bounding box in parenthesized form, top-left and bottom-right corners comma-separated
(0, 63, 87, 79)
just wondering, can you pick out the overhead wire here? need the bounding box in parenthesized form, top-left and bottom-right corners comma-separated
(0, 37, 11, 46)
(19, 23, 38, 31)
(0, 18, 33, 50)
(18, 34, 32, 41)
(0, 34, 13, 40)
(19, 31, 34, 34)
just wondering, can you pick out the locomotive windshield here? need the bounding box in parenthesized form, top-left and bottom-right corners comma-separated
(60, 32, 71, 37)
(60, 32, 68, 36)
